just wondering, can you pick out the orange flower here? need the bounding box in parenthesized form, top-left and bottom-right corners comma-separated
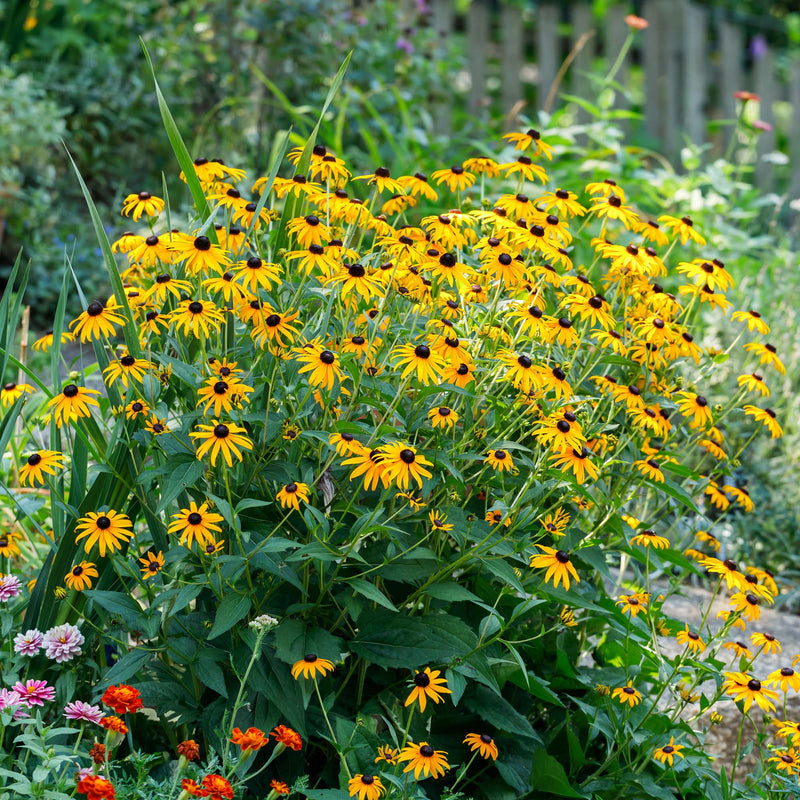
(270, 780, 290, 795)
(272, 724, 303, 751)
(178, 739, 201, 761)
(181, 779, 204, 797)
(102, 684, 142, 715)
(231, 726, 269, 751)
(200, 774, 234, 800)
(100, 716, 128, 734)
(76, 775, 116, 800)
(89, 743, 107, 764)
(625, 14, 648, 29)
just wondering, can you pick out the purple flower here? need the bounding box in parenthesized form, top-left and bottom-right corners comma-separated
(0, 688, 22, 712)
(396, 37, 415, 54)
(42, 624, 84, 663)
(13, 629, 44, 657)
(0, 574, 22, 602)
(64, 700, 103, 725)
(12, 679, 55, 707)
(750, 34, 767, 60)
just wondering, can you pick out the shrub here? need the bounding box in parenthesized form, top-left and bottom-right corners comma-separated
(0, 60, 793, 800)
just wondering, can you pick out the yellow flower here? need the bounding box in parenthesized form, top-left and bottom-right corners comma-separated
(291, 654, 335, 680)
(276, 482, 310, 511)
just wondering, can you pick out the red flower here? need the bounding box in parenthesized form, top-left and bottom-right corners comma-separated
(231, 726, 269, 751)
(271, 724, 303, 751)
(181, 779, 204, 797)
(178, 739, 201, 761)
(77, 775, 116, 800)
(101, 684, 143, 715)
(270, 780, 290, 795)
(200, 774, 234, 800)
(100, 716, 128, 734)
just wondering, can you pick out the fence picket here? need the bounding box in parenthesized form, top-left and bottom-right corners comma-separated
(755, 46, 777, 192)
(500, 4, 524, 120)
(683, 0, 707, 147)
(536, 4, 560, 111)
(468, 0, 490, 116)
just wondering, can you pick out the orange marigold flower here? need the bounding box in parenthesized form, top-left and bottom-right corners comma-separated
(89, 742, 107, 764)
(270, 780, 291, 795)
(181, 779, 204, 797)
(200, 774, 234, 800)
(77, 774, 116, 800)
(102, 684, 143, 715)
(231, 726, 269, 751)
(178, 739, 201, 761)
(100, 716, 128, 734)
(272, 724, 303, 751)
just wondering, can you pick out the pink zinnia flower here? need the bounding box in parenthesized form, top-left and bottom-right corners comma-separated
(12, 679, 55, 706)
(42, 624, 84, 663)
(0, 688, 22, 712)
(64, 700, 103, 725)
(13, 629, 44, 657)
(0, 574, 22, 602)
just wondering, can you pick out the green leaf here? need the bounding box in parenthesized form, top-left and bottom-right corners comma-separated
(529, 750, 589, 797)
(141, 40, 212, 227)
(195, 653, 229, 698)
(465, 685, 540, 742)
(350, 611, 478, 669)
(102, 648, 153, 685)
(347, 578, 398, 612)
(274, 619, 344, 664)
(207, 593, 251, 640)
(155, 457, 206, 512)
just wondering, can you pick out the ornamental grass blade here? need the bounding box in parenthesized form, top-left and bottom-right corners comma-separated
(63, 143, 141, 358)
(0, 248, 30, 378)
(274, 52, 352, 252)
(141, 38, 213, 231)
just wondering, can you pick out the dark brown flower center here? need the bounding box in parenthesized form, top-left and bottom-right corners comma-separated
(27, 453, 42, 465)
(87, 301, 104, 317)
(420, 745, 435, 757)
(400, 449, 416, 464)
(320, 350, 335, 365)
(555, 550, 570, 564)
(194, 236, 211, 251)
(213, 424, 229, 438)
(188, 301, 204, 314)
(96, 516, 111, 530)
(63, 384, 79, 398)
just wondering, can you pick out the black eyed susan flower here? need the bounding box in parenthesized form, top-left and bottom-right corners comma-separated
(752, 631, 782, 655)
(589, 194, 639, 229)
(251, 307, 302, 349)
(765, 667, 800, 693)
(431, 165, 476, 193)
(732, 308, 770, 335)
(46, 385, 101, 428)
(328, 432, 361, 457)
(533, 412, 586, 453)
(291, 653, 335, 680)
(397, 172, 439, 201)
(169, 233, 231, 276)
(529, 546, 580, 590)
(379, 443, 433, 490)
(658, 214, 706, 245)
(397, 742, 450, 779)
(730, 592, 762, 622)
(463, 732, 498, 760)
(743, 342, 785, 374)
(768, 749, 800, 775)
(653, 738, 685, 766)
(0, 382, 35, 407)
(738, 372, 769, 397)
(64, 561, 98, 591)
(404, 667, 452, 712)
(743, 405, 782, 438)
(74, 510, 133, 557)
(428, 406, 458, 430)
(616, 593, 648, 617)
(630, 529, 670, 549)
(127, 232, 174, 266)
(374, 745, 399, 765)
(170, 299, 225, 338)
(724, 640, 753, 658)
(428, 511, 453, 531)
(102, 353, 150, 388)
(328, 263, 385, 302)
(69, 300, 125, 343)
(539, 508, 570, 536)
(121, 191, 165, 220)
(695, 530, 721, 551)
(145, 415, 169, 436)
(295, 345, 346, 390)
(676, 625, 706, 654)
(196, 376, 253, 417)
(392, 342, 444, 385)
(276, 482, 310, 511)
(611, 682, 642, 707)
(502, 127, 554, 158)
(722, 672, 778, 712)
(168, 502, 223, 550)
(138, 551, 164, 579)
(19, 450, 66, 486)
(347, 774, 386, 800)
(550, 446, 598, 485)
(560, 607, 578, 626)
(0, 533, 20, 558)
(32, 329, 74, 352)
(190, 420, 253, 468)
(484, 449, 514, 473)
(342, 445, 390, 492)
(441, 358, 475, 388)
(353, 166, 404, 194)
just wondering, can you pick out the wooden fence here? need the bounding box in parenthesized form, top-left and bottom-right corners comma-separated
(419, 0, 800, 196)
